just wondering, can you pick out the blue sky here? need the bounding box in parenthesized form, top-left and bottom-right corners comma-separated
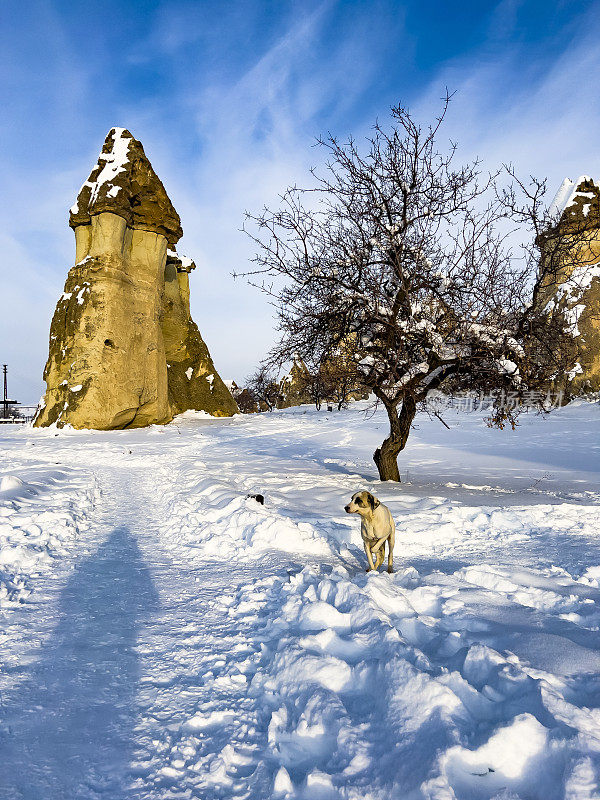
(1, 0, 599, 402)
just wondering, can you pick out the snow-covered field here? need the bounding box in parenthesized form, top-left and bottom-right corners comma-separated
(0, 400, 599, 799)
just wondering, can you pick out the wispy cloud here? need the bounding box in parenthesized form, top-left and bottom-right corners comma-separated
(412, 5, 600, 186)
(128, 1, 396, 385)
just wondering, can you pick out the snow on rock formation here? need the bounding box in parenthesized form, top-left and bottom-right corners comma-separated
(35, 127, 237, 429)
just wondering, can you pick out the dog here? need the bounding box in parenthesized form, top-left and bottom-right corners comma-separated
(345, 491, 395, 573)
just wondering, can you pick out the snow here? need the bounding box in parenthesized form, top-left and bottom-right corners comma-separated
(185, 366, 194, 380)
(549, 175, 597, 217)
(434, 713, 550, 797)
(167, 248, 195, 271)
(76, 284, 89, 304)
(496, 358, 521, 384)
(550, 178, 577, 217)
(0, 400, 599, 797)
(566, 362, 584, 381)
(566, 263, 600, 294)
(71, 127, 131, 213)
(175, 409, 216, 420)
(0, 465, 96, 608)
(547, 263, 600, 336)
(0, 475, 24, 492)
(88, 127, 131, 204)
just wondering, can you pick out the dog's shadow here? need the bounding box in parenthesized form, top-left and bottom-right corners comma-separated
(0, 526, 160, 798)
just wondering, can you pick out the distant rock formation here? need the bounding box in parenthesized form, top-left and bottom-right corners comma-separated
(278, 356, 312, 408)
(35, 127, 237, 429)
(545, 176, 600, 391)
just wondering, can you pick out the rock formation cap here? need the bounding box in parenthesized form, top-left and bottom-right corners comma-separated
(69, 127, 183, 245)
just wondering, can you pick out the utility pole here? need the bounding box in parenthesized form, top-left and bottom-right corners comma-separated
(1, 366, 22, 421)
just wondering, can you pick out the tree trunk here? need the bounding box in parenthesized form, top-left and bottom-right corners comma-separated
(373, 395, 416, 481)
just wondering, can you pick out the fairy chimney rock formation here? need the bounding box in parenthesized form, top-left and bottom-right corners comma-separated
(545, 176, 600, 391)
(35, 127, 237, 429)
(278, 356, 312, 408)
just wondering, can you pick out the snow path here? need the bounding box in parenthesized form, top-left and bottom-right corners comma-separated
(0, 463, 287, 798)
(1, 401, 600, 798)
(0, 466, 164, 798)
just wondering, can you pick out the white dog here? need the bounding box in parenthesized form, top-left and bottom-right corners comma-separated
(345, 491, 395, 573)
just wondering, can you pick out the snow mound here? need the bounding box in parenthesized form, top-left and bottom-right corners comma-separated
(0, 467, 97, 606)
(0, 475, 24, 492)
(434, 714, 552, 798)
(156, 469, 332, 559)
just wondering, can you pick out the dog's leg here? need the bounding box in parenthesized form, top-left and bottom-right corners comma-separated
(387, 530, 395, 574)
(364, 542, 375, 572)
(371, 535, 388, 553)
(373, 546, 385, 569)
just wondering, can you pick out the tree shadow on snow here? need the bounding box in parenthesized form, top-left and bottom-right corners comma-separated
(0, 526, 160, 799)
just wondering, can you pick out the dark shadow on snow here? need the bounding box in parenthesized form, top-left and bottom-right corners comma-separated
(0, 526, 160, 799)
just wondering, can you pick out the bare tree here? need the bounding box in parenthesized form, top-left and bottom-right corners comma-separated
(303, 368, 327, 410)
(243, 96, 584, 481)
(245, 367, 280, 412)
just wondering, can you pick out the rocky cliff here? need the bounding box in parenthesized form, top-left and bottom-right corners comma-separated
(544, 176, 600, 391)
(35, 127, 236, 429)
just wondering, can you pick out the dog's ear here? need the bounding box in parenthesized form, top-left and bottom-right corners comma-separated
(367, 492, 380, 509)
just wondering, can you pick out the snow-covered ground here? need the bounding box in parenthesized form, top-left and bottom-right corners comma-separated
(0, 399, 599, 799)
